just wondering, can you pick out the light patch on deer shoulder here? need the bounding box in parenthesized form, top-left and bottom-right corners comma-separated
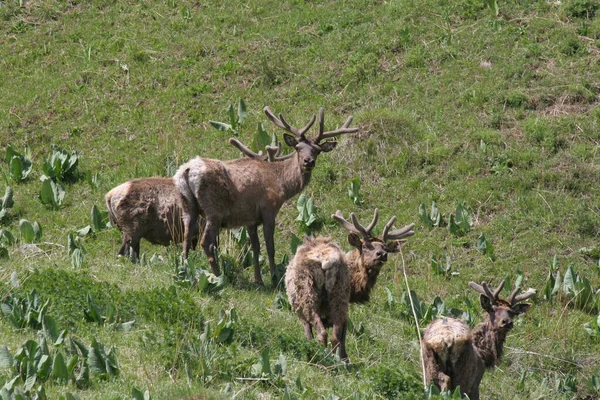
(306, 246, 343, 271)
(424, 317, 472, 363)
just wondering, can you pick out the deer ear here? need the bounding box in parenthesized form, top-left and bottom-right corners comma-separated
(283, 134, 298, 148)
(512, 303, 531, 316)
(385, 241, 401, 253)
(480, 294, 493, 312)
(319, 141, 338, 153)
(347, 233, 362, 250)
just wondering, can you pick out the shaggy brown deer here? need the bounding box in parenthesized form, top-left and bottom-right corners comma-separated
(332, 209, 415, 303)
(174, 107, 359, 284)
(285, 236, 351, 359)
(105, 177, 199, 260)
(422, 280, 535, 400)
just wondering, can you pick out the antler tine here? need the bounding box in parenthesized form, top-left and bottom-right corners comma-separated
(266, 143, 295, 162)
(468, 281, 496, 302)
(229, 138, 264, 159)
(381, 215, 396, 242)
(350, 212, 371, 238)
(365, 208, 379, 234)
(263, 106, 316, 138)
(314, 108, 360, 144)
(512, 289, 536, 305)
(492, 280, 506, 298)
(383, 221, 415, 242)
(481, 282, 496, 300)
(332, 210, 361, 235)
(508, 285, 536, 305)
(266, 145, 279, 162)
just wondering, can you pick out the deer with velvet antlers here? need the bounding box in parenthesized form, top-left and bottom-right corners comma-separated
(104, 140, 282, 260)
(332, 209, 415, 303)
(422, 280, 535, 400)
(173, 107, 359, 284)
(284, 210, 414, 360)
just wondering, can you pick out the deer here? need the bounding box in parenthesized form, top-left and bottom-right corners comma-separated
(285, 236, 351, 360)
(284, 210, 413, 360)
(104, 142, 283, 261)
(421, 280, 535, 400)
(331, 209, 415, 303)
(173, 107, 359, 284)
(105, 177, 199, 260)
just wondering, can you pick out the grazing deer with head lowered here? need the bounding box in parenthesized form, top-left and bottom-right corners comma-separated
(174, 107, 359, 284)
(332, 209, 415, 303)
(422, 280, 535, 400)
(105, 177, 199, 260)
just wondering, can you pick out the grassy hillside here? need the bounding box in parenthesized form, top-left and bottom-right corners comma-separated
(1, 0, 600, 398)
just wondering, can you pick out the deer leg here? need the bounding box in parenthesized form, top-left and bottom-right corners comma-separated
(181, 199, 199, 259)
(262, 218, 276, 284)
(201, 220, 221, 276)
(310, 310, 327, 346)
(117, 235, 130, 257)
(332, 321, 348, 360)
(422, 346, 451, 392)
(302, 320, 314, 340)
(191, 217, 205, 251)
(247, 224, 263, 284)
(130, 237, 141, 262)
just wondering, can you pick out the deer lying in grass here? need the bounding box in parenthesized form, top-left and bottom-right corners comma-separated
(422, 280, 535, 400)
(285, 236, 351, 359)
(332, 209, 415, 303)
(105, 177, 199, 260)
(174, 107, 359, 284)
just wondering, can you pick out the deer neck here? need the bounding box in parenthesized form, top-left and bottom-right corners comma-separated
(471, 316, 509, 369)
(346, 250, 378, 303)
(275, 153, 312, 198)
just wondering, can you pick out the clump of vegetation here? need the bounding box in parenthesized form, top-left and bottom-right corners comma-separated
(347, 177, 365, 205)
(16, 269, 202, 329)
(296, 193, 319, 233)
(5, 144, 32, 182)
(419, 201, 445, 228)
(39, 178, 65, 209)
(365, 364, 423, 399)
(523, 117, 565, 153)
(563, 0, 599, 18)
(0, 185, 14, 223)
(448, 202, 473, 237)
(19, 219, 42, 244)
(543, 256, 599, 313)
(41, 145, 80, 183)
(208, 98, 247, 137)
(504, 91, 530, 109)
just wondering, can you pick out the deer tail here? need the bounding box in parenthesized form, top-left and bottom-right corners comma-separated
(105, 190, 119, 226)
(173, 159, 201, 211)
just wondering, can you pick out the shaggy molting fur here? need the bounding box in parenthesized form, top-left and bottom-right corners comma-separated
(105, 177, 198, 259)
(285, 237, 351, 359)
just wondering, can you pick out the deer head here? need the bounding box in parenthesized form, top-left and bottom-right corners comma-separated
(332, 209, 415, 274)
(468, 280, 534, 331)
(263, 107, 359, 173)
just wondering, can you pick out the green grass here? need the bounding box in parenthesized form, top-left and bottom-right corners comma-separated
(1, 0, 600, 398)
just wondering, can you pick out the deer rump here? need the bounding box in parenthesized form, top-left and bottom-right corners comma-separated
(422, 317, 484, 396)
(285, 237, 351, 359)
